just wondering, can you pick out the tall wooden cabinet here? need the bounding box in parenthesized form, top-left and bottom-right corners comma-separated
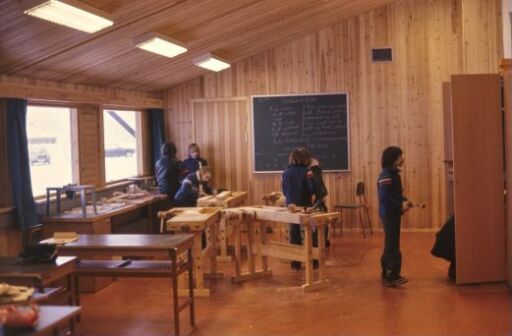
(502, 59, 512, 291)
(449, 74, 506, 285)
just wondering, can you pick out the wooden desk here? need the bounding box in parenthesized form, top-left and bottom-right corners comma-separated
(163, 207, 222, 297)
(0, 306, 81, 336)
(42, 194, 168, 292)
(0, 257, 77, 305)
(57, 234, 194, 336)
(223, 206, 340, 292)
(197, 191, 248, 262)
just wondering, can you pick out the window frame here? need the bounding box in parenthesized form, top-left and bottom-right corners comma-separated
(26, 101, 79, 199)
(101, 107, 144, 185)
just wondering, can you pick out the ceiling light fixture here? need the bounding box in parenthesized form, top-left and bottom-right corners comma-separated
(22, 0, 114, 33)
(133, 32, 188, 59)
(193, 53, 231, 72)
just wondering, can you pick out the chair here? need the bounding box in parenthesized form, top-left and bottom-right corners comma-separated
(333, 182, 373, 238)
(21, 224, 71, 305)
(21, 224, 43, 248)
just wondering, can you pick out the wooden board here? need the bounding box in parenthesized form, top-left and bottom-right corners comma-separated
(222, 206, 340, 225)
(451, 74, 505, 284)
(197, 191, 248, 208)
(165, 207, 221, 231)
(165, 0, 503, 229)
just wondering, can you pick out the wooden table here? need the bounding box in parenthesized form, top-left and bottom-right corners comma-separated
(0, 257, 77, 305)
(0, 306, 81, 336)
(197, 191, 248, 262)
(56, 234, 194, 336)
(162, 207, 222, 297)
(42, 193, 168, 292)
(222, 206, 341, 292)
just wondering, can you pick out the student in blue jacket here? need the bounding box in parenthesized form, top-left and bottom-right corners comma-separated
(174, 166, 213, 249)
(182, 143, 208, 178)
(377, 146, 413, 286)
(174, 166, 213, 207)
(282, 149, 315, 270)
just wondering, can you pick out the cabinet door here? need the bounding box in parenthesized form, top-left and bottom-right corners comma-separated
(503, 65, 512, 290)
(451, 74, 505, 284)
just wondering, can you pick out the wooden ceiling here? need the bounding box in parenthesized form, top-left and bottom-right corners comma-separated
(0, 0, 394, 93)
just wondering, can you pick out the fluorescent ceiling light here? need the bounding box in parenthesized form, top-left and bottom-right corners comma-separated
(22, 0, 114, 33)
(193, 53, 231, 72)
(134, 32, 187, 59)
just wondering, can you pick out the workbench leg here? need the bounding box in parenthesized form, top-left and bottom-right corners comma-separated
(318, 224, 327, 281)
(188, 248, 195, 326)
(217, 217, 232, 262)
(259, 221, 269, 272)
(247, 220, 256, 274)
(209, 222, 218, 275)
(304, 224, 314, 287)
(233, 220, 242, 279)
(171, 252, 180, 336)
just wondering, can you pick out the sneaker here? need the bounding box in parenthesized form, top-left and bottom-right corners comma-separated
(383, 275, 408, 287)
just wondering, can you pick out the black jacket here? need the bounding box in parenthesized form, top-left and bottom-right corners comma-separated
(282, 164, 314, 207)
(155, 156, 181, 198)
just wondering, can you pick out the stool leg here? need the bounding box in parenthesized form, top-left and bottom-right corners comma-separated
(364, 206, 373, 234)
(339, 208, 343, 236)
(358, 207, 366, 238)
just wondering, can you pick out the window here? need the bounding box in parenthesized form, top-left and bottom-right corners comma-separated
(103, 109, 141, 182)
(26, 105, 74, 197)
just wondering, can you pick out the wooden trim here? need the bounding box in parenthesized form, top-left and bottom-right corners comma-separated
(191, 97, 248, 103)
(0, 75, 163, 109)
(501, 59, 512, 71)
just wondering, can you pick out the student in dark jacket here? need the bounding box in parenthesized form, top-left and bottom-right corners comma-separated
(298, 147, 330, 247)
(174, 167, 213, 207)
(155, 142, 182, 201)
(182, 143, 208, 178)
(282, 149, 315, 269)
(377, 146, 412, 286)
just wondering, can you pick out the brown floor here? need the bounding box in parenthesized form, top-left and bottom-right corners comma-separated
(75, 232, 512, 336)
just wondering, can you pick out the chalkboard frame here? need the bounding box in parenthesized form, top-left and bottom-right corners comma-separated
(251, 92, 350, 173)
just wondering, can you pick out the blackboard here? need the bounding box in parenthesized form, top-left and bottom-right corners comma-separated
(252, 93, 349, 172)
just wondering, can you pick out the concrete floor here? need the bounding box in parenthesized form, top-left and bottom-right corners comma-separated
(76, 232, 512, 336)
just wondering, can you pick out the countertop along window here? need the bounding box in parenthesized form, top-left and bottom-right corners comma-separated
(103, 109, 141, 182)
(26, 105, 75, 197)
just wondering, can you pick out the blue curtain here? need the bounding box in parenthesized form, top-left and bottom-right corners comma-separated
(6, 98, 39, 229)
(148, 108, 166, 173)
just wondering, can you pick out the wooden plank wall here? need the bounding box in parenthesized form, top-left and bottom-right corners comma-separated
(77, 106, 106, 187)
(164, 0, 503, 229)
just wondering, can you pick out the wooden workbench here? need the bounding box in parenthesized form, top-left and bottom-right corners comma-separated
(222, 206, 340, 292)
(197, 191, 248, 262)
(41, 193, 168, 292)
(161, 207, 222, 297)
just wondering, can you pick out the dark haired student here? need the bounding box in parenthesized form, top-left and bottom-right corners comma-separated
(377, 146, 413, 286)
(282, 149, 315, 270)
(155, 142, 182, 202)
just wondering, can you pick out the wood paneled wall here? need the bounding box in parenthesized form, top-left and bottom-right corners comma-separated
(165, 0, 503, 229)
(76, 106, 106, 187)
